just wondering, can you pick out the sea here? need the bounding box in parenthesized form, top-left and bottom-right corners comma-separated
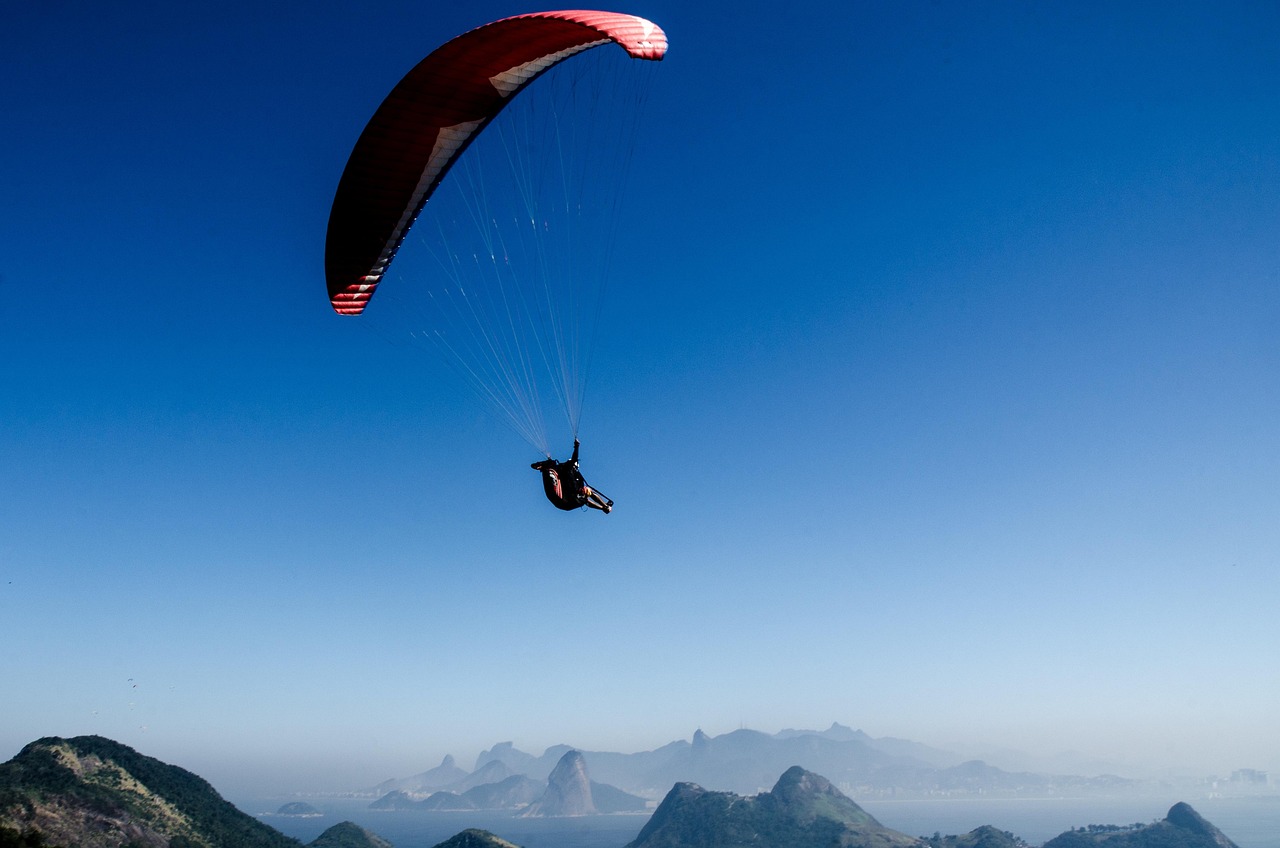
(238, 794, 1280, 848)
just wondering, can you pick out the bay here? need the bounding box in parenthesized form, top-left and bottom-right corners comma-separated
(240, 798, 649, 848)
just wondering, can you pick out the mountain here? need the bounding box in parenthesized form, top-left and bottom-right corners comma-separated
(309, 821, 393, 848)
(373, 775, 546, 812)
(1041, 803, 1240, 848)
(0, 736, 402, 848)
(418, 791, 476, 811)
(775, 722, 872, 744)
(372, 752, 643, 815)
(460, 775, 544, 810)
(683, 727, 916, 794)
(468, 729, 902, 796)
(473, 743, 557, 777)
(590, 780, 648, 813)
(0, 735, 304, 848)
(521, 750, 595, 817)
(372, 755, 468, 797)
(515, 749, 649, 818)
(371, 789, 425, 810)
(276, 801, 322, 817)
(973, 746, 1133, 779)
(774, 723, 962, 769)
(429, 830, 521, 848)
(923, 825, 1028, 848)
(452, 759, 515, 793)
(446, 726, 1105, 799)
(370, 757, 516, 804)
(625, 766, 922, 848)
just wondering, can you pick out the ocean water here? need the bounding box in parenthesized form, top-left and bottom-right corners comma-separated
(240, 795, 1280, 848)
(244, 800, 648, 848)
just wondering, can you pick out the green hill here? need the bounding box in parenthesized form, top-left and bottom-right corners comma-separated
(922, 824, 1028, 848)
(1042, 803, 1239, 848)
(429, 830, 522, 848)
(0, 735, 303, 848)
(309, 821, 393, 848)
(626, 766, 922, 848)
(0, 736, 391, 848)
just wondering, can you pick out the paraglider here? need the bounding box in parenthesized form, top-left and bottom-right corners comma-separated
(325, 11, 666, 316)
(532, 440, 612, 513)
(324, 10, 667, 513)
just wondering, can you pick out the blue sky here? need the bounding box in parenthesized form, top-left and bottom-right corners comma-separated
(2, 1, 1278, 796)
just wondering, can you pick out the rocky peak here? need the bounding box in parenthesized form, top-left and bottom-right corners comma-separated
(772, 764, 835, 797)
(1166, 803, 1238, 848)
(767, 765, 882, 827)
(520, 750, 595, 817)
(626, 767, 919, 848)
(474, 742, 521, 771)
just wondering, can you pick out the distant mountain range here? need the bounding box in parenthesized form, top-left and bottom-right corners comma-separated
(370, 723, 1135, 801)
(369, 749, 646, 816)
(0, 735, 1244, 848)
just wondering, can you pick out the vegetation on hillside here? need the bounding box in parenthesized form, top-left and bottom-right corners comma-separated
(0, 736, 303, 848)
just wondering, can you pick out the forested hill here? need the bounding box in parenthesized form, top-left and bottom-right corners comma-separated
(0, 736, 386, 848)
(626, 765, 923, 848)
(0, 735, 302, 847)
(1042, 803, 1240, 848)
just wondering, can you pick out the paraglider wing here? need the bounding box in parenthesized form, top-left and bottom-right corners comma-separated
(325, 10, 667, 315)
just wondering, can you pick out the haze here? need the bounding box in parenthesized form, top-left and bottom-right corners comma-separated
(2, 0, 1277, 799)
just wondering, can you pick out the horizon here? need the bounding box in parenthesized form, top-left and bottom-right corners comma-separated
(3, 719, 1270, 799)
(3, 0, 1277, 804)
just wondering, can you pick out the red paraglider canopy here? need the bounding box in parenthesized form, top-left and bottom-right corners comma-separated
(325, 10, 667, 315)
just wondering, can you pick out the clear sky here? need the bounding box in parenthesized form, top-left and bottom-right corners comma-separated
(2, 1, 1278, 797)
